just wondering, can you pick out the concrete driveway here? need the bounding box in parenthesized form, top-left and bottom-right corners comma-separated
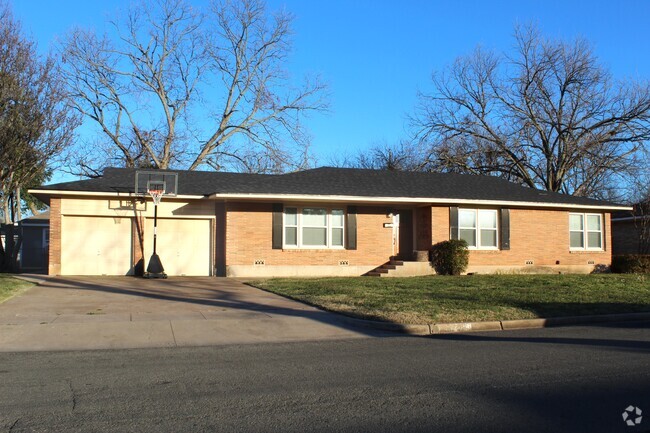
(0, 276, 376, 352)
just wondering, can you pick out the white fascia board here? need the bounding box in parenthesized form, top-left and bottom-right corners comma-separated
(28, 189, 205, 200)
(208, 192, 632, 211)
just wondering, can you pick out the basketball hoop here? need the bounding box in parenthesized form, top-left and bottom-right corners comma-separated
(134, 170, 178, 279)
(148, 189, 164, 206)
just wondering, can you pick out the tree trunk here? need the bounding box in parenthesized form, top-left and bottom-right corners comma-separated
(15, 188, 22, 223)
(0, 223, 18, 272)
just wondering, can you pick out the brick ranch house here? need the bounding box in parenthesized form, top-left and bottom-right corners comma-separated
(29, 167, 629, 277)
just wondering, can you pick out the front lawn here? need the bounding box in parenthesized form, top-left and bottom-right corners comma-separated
(251, 274, 650, 324)
(0, 274, 34, 304)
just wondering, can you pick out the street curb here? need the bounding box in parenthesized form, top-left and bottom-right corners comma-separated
(12, 274, 53, 286)
(337, 316, 432, 335)
(342, 312, 650, 335)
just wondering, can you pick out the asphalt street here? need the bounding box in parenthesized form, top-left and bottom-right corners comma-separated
(1, 321, 649, 433)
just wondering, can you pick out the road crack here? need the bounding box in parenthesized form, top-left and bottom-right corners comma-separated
(67, 379, 77, 412)
(9, 418, 21, 432)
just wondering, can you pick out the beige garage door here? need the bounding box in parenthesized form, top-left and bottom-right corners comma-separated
(61, 216, 133, 275)
(143, 218, 212, 276)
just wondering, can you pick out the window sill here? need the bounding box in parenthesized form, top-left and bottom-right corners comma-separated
(282, 247, 346, 251)
(569, 249, 606, 254)
(467, 248, 500, 252)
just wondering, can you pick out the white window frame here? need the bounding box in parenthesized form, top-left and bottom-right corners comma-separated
(458, 209, 499, 250)
(283, 206, 345, 249)
(569, 213, 603, 251)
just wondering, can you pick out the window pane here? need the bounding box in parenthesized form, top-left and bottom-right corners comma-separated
(285, 208, 297, 226)
(586, 215, 601, 231)
(460, 228, 476, 247)
(331, 209, 344, 227)
(303, 227, 327, 246)
(331, 228, 343, 246)
(459, 210, 476, 228)
(569, 214, 583, 231)
(570, 231, 584, 248)
(587, 232, 602, 249)
(302, 208, 326, 226)
(478, 210, 497, 229)
(480, 229, 497, 247)
(285, 227, 297, 246)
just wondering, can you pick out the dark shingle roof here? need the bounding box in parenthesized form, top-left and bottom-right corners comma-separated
(33, 166, 623, 208)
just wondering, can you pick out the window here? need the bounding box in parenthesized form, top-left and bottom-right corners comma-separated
(458, 209, 498, 249)
(283, 207, 345, 248)
(43, 229, 50, 249)
(569, 213, 603, 250)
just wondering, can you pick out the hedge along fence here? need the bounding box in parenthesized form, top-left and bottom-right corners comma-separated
(430, 239, 469, 275)
(611, 255, 650, 274)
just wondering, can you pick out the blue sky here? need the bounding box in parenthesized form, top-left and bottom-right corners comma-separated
(11, 0, 650, 181)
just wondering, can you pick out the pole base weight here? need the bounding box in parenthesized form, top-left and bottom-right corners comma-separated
(144, 272, 167, 279)
(144, 253, 167, 279)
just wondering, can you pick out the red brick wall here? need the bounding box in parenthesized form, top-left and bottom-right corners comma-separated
(48, 197, 61, 275)
(225, 202, 394, 266)
(430, 206, 612, 267)
(414, 206, 432, 250)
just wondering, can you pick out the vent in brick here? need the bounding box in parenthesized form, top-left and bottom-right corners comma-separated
(587, 260, 595, 265)
(254, 259, 265, 266)
(525, 260, 534, 265)
(339, 260, 349, 266)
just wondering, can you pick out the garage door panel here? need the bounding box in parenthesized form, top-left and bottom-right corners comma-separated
(61, 216, 133, 275)
(143, 218, 211, 276)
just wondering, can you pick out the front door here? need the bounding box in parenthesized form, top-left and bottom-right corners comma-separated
(392, 210, 414, 260)
(397, 209, 413, 260)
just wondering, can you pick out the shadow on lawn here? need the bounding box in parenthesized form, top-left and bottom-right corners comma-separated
(425, 289, 650, 320)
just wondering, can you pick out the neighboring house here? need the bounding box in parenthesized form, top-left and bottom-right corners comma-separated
(29, 167, 629, 277)
(19, 211, 50, 273)
(612, 205, 650, 255)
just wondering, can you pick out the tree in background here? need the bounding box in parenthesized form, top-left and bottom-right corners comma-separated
(329, 140, 428, 171)
(411, 25, 650, 199)
(0, 2, 79, 271)
(627, 154, 650, 254)
(61, 0, 327, 175)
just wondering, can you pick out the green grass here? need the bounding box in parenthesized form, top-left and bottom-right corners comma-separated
(0, 274, 34, 304)
(251, 274, 650, 324)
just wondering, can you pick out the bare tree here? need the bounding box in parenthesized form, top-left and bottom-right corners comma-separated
(411, 25, 650, 198)
(60, 0, 327, 174)
(627, 157, 650, 254)
(0, 2, 79, 271)
(327, 141, 428, 172)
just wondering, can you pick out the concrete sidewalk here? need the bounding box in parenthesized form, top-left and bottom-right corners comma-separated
(0, 276, 378, 352)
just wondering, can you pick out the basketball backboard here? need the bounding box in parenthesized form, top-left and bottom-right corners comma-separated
(135, 171, 178, 197)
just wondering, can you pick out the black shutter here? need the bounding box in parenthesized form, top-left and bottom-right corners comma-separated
(272, 203, 283, 249)
(449, 206, 459, 240)
(500, 208, 510, 250)
(346, 206, 357, 250)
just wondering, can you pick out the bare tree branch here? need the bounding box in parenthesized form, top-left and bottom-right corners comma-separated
(411, 24, 650, 198)
(59, 0, 327, 174)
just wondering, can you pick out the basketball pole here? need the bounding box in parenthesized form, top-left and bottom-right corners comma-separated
(145, 191, 166, 278)
(153, 202, 158, 256)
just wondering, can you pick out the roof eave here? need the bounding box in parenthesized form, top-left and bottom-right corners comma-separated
(27, 189, 206, 200)
(207, 192, 632, 211)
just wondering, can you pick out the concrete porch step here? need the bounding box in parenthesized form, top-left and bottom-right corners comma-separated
(366, 260, 434, 277)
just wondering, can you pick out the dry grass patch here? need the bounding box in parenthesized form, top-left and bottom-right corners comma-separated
(0, 274, 34, 304)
